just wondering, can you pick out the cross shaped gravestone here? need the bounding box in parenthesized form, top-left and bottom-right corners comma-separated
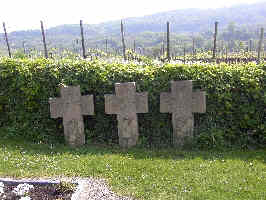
(160, 80, 206, 147)
(49, 85, 94, 147)
(105, 82, 148, 148)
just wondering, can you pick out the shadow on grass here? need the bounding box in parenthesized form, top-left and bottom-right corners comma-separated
(1, 137, 265, 164)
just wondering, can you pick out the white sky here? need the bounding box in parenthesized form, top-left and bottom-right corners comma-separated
(0, 0, 264, 32)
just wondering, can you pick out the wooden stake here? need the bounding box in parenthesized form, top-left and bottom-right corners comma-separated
(212, 21, 218, 59)
(183, 44, 186, 64)
(166, 22, 170, 61)
(105, 39, 108, 54)
(226, 46, 228, 60)
(192, 38, 195, 59)
(138, 47, 142, 55)
(40, 21, 48, 58)
(80, 20, 86, 58)
(162, 42, 165, 56)
(258, 28, 264, 64)
(121, 20, 126, 61)
(220, 40, 224, 58)
(2, 22, 11, 58)
(249, 40, 252, 52)
(22, 41, 26, 54)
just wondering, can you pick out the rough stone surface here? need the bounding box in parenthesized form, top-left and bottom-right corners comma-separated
(71, 178, 132, 200)
(0, 177, 133, 200)
(105, 82, 148, 148)
(160, 80, 206, 146)
(49, 85, 94, 147)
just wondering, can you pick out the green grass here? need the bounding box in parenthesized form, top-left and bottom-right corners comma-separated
(0, 139, 265, 200)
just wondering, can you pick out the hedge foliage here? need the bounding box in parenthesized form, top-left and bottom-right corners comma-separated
(0, 58, 265, 148)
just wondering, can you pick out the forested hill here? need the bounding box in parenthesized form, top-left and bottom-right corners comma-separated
(100, 1, 266, 34)
(9, 2, 266, 35)
(1, 1, 266, 53)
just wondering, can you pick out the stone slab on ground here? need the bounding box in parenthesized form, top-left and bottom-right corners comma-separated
(0, 177, 133, 200)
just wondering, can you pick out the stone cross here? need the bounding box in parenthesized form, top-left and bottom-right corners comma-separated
(160, 80, 206, 147)
(49, 85, 94, 147)
(105, 82, 148, 148)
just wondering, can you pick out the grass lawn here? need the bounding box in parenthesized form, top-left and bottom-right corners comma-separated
(0, 138, 265, 200)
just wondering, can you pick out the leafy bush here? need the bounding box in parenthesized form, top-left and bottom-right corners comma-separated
(0, 58, 265, 148)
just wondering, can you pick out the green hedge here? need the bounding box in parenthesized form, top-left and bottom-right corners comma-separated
(0, 58, 265, 148)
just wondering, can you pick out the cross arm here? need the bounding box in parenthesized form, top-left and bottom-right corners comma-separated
(105, 94, 120, 114)
(81, 95, 94, 115)
(49, 97, 63, 118)
(192, 91, 206, 113)
(136, 92, 148, 113)
(160, 92, 172, 113)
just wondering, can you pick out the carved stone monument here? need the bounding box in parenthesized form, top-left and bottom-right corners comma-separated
(105, 82, 148, 148)
(49, 85, 94, 147)
(160, 80, 206, 146)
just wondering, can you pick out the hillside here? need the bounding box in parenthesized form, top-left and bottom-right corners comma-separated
(1, 1, 266, 55)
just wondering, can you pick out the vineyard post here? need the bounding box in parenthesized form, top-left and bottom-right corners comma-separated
(162, 42, 165, 56)
(166, 21, 170, 61)
(121, 20, 126, 61)
(73, 39, 77, 53)
(40, 21, 48, 59)
(225, 46, 228, 61)
(257, 27, 264, 64)
(138, 47, 142, 55)
(105, 39, 108, 54)
(183, 44, 186, 64)
(133, 40, 136, 53)
(22, 41, 26, 55)
(220, 40, 224, 58)
(192, 38, 195, 60)
(2, 22, 11, 58)
(212, 21, 218, 60)
(95, 44, 98, 58)
(80, 20, 86, 59)
(249, 40, 252, 52)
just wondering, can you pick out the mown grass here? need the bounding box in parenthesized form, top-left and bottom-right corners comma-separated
(0, 138, 265, 200)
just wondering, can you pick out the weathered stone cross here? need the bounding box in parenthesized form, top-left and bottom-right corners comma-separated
(105, 82, 148, 148)
(160, 80, 206, 147)
(49, 85, 94, 147)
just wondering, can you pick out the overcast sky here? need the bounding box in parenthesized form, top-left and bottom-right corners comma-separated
(0, 0, 264, 32)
